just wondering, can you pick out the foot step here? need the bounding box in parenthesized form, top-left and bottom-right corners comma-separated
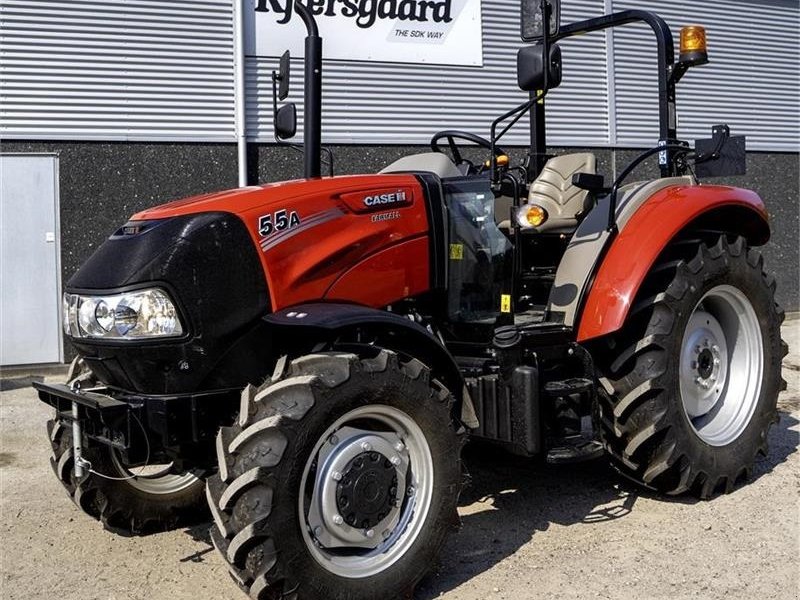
(546, 435, 605, 465)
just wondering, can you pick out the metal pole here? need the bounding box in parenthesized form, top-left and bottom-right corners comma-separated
(294, 2, 322, 179)
(234, 0, 248, 186)
(72, 401, 84, 478)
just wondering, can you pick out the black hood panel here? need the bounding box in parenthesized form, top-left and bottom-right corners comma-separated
(67, 212, 271, 394)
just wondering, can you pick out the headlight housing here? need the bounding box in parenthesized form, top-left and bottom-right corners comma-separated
(63, 288, 184, 340)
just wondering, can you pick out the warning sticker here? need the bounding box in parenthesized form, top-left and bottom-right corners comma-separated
(449, 244, 464, 260)
(501, 294, 512, 313)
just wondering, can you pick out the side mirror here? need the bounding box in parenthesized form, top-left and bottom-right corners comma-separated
(275, 103, 297, 140)
(521, 0, 560, 42)
(277, 50, 290, 101)
(517, 43, 562, 92)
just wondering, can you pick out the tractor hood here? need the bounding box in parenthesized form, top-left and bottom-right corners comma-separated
(130, 174, 432, 312)
(64, 174, 433, 394)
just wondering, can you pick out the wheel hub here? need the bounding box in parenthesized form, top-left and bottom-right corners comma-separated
(306, 426, 409, 551)
(679, 285, 764, 446)
(299, 403, 434, 579)
(336, 451, 398, 530)
(680, 309, 728, 418)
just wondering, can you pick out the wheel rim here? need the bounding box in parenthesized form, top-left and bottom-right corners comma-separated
(299, 405, 434, 579)
(109, 451, 201, 495)
(679, 284, 764, 446)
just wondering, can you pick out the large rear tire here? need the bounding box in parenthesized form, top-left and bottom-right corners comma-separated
(595, 235, 786, 498)
(206, 349, 464, 600)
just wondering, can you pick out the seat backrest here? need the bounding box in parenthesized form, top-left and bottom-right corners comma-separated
(529, 153, 596, 230)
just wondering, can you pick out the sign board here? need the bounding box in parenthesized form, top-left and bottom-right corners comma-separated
(245, 0, 484, 67)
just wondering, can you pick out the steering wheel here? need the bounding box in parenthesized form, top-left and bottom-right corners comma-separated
(430, 130, 508, 174)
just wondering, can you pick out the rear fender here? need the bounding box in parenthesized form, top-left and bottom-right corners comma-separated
(576, 185, 770, 342)
(263, 303, 475, 427)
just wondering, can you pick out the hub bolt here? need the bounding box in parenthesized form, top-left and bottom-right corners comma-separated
(333, 514, 344, 526)
(394, 441, 405, 453)
(313, 526, 322, 537)
(713, 358, 720, 366)
(365, 529, 375, 539)
(712, 344, 720, 354)
(361, 441, 372, 452)
(331, 471, 342, 481)
(406, 486, 416, 497)
(329, 435, 339, 446)
(390, 455, 401, 466)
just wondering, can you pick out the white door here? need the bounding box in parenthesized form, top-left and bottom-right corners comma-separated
(0, 154, 63, 366)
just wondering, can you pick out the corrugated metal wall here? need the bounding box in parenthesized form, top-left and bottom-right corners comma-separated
(612, 0, 800, 151)
(1, 0, 797, 151)
(246, 0, 608, 146)
(0, 0, 235, 141)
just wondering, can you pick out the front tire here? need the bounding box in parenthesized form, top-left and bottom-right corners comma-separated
(207, 349, 464, 600)
(595, 235, 785, 498)
(47, 419, 207, 534)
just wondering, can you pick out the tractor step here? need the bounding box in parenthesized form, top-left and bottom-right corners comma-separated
(544, 377, 594, 397)
(546, 435, 605, 465)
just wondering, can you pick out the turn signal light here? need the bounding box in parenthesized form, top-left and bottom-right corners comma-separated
(485, 155, 510, 169)
(680, 26, 709, 65)
(515, 204, 548, 229)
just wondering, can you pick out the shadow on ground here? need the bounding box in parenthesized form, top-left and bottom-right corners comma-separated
(415, 409, 798, 599)
(0, 375, 44, 392)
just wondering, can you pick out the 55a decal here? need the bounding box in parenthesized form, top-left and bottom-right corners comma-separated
(258, 209, 301, 237)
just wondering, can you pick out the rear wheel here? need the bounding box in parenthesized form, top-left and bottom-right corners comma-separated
(595, 235, 786, 498)
(207, 349, 464, 600)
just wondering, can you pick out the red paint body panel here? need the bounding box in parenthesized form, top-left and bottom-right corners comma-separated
(577, 185, 769, 342)
(132, 175, 430, 310)
(325, 236, 429, 307)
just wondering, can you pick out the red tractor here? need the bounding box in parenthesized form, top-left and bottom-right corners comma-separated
(36, 1, 786, 599)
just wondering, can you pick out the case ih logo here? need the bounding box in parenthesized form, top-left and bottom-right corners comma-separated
(256, 0, 454, 29)
(363, 190, 407, 207)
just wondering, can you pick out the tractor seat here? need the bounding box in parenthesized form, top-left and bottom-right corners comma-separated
(497, 153, 597, 233)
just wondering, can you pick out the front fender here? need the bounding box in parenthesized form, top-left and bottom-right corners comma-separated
(263, 302, 476, 427)
(577, 185, 770, 342)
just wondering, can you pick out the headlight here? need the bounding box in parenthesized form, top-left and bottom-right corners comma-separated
(63, 288, 184, 340)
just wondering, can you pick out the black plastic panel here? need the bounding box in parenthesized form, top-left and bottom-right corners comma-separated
(67, 212, 271, 394)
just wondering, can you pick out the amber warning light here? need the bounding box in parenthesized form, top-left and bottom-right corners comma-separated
(680, 25, 709, 66)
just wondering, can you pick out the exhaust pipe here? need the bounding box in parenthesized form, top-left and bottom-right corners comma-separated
(294, 1, 322, 179)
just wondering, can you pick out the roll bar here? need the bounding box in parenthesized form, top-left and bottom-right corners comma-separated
(530, 10, 680, 180)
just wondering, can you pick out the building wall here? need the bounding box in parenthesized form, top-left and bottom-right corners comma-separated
(3, 0, 798, 150)
(3, 140, 797, 315)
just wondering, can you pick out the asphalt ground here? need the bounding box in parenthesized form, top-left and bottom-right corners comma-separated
(1, 321, 798, 600)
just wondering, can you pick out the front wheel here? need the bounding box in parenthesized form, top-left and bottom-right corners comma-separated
(596, 235, 786, 498)
(207, 350, 464, 600)
(48, 419, 207, 534)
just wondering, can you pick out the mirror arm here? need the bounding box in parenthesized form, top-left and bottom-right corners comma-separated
(490, 92, 544, 187)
